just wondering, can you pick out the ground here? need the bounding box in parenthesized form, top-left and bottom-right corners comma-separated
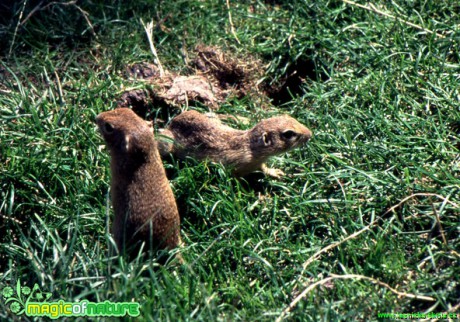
(0, 0, 459, 320)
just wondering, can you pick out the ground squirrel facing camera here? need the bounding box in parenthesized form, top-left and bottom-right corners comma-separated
(96, 108, 181, 258)
(158, 110, 312, 178)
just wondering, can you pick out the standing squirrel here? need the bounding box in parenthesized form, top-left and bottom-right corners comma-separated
(157, 111, 312, 178)
(96, 108, 181, 258)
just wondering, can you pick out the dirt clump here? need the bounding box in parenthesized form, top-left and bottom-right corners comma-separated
(118, 45, 267, 113)
(125, 62, 160, 79)
(191, 44, 265, 99)
(121, 62, 223, 112)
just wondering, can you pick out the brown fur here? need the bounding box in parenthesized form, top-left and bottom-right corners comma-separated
(96, 108, 181, 257)
(158, 110, 312, 177)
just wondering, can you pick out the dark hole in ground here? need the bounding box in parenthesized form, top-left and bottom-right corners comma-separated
(192, 47, 247, 92)
(191, 44, 265, 102)
(117, 89, 173, 122)
(213, 67, 245, 91)
(265, 52, 328, 105)
(118, 89, 151, 118)
(237, 172, 269, 194)
(146, 92, 179, 121)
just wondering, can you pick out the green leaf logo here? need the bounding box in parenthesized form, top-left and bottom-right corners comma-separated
(2, 286, 13, 299)
(21, 286, 31, 295)
(1, 280, 51, 316)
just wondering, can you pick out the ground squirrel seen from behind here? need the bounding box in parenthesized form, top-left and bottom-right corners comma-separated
(96, 108, 181, 258)
(157, 110, 312, 178)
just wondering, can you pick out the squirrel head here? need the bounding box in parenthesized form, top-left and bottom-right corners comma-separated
(249, 115, 312, 157)
(96, 108, 155, 155)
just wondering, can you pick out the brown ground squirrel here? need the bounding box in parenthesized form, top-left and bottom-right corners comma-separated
(96, 108, 181, 258)
(157, 110, 312, 178)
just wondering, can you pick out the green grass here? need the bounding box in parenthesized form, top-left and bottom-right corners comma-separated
(1, 0, 459, 320)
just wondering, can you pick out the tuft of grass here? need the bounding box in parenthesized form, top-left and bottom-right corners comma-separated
(1, 0, 459, 320)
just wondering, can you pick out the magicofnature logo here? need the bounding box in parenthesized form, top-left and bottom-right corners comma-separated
(2, 280, 140, 319)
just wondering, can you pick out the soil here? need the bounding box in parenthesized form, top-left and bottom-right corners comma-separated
(118, 45, 268, 115)
(118, 44, 322, 115)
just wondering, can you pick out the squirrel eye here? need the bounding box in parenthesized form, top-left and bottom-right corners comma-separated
(104, 122, 114, 134)
(281, 130, 296, 140)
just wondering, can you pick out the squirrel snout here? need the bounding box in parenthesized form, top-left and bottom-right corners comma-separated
(301, 127, 313, 142)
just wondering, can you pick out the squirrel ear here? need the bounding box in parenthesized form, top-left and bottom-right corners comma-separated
(262, 132, 272, 146)
(145, 121, 154, 134)
(123, 134, 131, 152)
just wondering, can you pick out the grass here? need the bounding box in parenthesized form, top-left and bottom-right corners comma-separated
(1, 0, 459, 320)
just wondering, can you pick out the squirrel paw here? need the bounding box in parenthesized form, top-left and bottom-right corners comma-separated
(261, 164, 285, 179)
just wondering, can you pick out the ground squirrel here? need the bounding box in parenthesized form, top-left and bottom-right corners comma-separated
(96, 108, 181, 258)
(157, 110, 312, 178)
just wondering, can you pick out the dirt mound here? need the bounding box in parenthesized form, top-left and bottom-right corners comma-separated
(118, 45, 267, 115)
(120, 62, 224, 113)
(191, 45, 264, 99)
(121, 63, 223, 107)
(118, 44, 323, 115)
